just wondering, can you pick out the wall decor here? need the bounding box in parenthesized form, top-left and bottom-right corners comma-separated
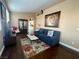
(45, 11, 61, 28)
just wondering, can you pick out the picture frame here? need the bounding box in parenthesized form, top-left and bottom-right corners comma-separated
(45, 11, 61, 28)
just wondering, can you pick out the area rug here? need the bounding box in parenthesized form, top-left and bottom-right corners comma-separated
(20, 38, 50, 59)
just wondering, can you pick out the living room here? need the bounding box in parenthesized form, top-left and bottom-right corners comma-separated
(0, 0, 79, 59)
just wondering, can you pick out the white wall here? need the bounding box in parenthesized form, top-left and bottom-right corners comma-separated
(36, 0, 79, 49)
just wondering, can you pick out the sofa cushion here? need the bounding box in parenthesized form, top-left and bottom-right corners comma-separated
(38, 29, 44, 34)
(47, 31, 54, 37)
(43, 29, 48, 35)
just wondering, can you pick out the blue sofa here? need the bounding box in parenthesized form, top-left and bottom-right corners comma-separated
(35, 28, 60, 46)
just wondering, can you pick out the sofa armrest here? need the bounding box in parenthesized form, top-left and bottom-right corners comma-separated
(46, 36, 58, 40)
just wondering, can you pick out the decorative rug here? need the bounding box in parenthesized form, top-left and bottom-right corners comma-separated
(20, 38, 50, 59)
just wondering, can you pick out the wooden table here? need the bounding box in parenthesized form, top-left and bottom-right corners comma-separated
(27, 35, 39, 44)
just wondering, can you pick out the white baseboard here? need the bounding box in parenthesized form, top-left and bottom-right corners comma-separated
(0, 46, 5, 56)
(59, 42, 79, 52)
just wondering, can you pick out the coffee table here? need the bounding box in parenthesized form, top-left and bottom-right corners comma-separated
(27, 35, 39, 44)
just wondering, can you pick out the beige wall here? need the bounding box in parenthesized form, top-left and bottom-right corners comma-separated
(36, 0, 79, 49)
(11, 12, 36, 28)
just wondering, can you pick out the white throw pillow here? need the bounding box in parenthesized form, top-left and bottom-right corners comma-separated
(47, 31, 54, 37)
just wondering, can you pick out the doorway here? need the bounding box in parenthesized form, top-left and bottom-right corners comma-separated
(18, 19, 28, 34)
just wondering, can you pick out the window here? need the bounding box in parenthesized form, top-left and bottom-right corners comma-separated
(0, 2, 2, 31)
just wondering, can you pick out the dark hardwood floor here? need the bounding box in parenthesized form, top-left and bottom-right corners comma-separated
(1, 34, 79, 59)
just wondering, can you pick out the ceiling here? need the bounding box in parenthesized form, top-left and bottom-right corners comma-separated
(6, 0, 65, 13)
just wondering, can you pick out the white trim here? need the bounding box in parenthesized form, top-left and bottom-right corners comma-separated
(59, 42, 79, 52)
(0, 46, 5, 56)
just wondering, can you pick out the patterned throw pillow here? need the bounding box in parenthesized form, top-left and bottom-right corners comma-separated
(47, 31, 54, 37)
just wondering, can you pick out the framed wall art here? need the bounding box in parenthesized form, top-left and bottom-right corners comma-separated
(45, 11, 61, 28)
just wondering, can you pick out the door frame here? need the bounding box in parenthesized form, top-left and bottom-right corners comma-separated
(18, 19, 28, 34)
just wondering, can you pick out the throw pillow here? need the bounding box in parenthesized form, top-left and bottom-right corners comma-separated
(47, 31, 54, 37)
